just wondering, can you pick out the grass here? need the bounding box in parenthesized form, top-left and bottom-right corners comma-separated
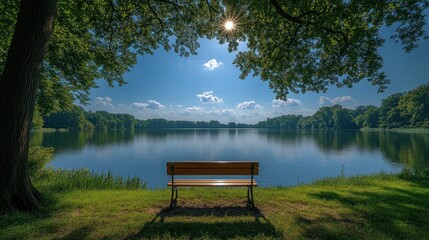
(30, 128, 69, 132)
(36, 169, 146, 192)
(1, 171, 428, 240)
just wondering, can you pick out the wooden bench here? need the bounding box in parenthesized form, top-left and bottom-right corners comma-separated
(166, 161, 259, 208)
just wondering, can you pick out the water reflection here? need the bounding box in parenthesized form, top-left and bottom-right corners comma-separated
(262, 130, 429, 167)
(308, 130, 356, 152)
(30, 129, 429, 168)
(376, 132, 429, 167)
(261, 129, 301, 144)
(30, 129, 136, 153)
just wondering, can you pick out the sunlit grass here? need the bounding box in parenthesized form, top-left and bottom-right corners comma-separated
(1, 170, 428, 239)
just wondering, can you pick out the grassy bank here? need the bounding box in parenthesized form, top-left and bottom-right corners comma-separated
(360, 127, 429, 133)
(30, 128, 69, 132)
(1, 170, 428, 240)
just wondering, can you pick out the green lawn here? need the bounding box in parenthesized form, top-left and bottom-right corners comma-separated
(1, 173, 429, 240)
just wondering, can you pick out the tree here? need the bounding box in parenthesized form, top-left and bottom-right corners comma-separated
(363, 107, 380, 128)
(297, 116, 313, 129)
(333, 107, 356, 129)
(312, 106, 337, 129)
(1, 0, 428, 211)
(0, 0, 58, 211)
(354, 115, 365, 128)
(208, 120, 221, 128)
(353, 105, 379, 128)
(43, 106, 89, 130)
(228, 122, 237, 128)
(0, 0, 223, 211)
(31, 107, 45, 129)
(379, 93, 405, 128)
(398, 83, 429, 127)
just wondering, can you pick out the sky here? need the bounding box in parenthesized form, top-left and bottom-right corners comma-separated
(85, 25, 429, 124)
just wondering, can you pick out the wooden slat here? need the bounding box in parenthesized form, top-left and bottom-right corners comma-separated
(173, 169, 255, 175)
(168, 179, 258, 187)
(166, 161, 259, 175)
(172, 162, 259, 169)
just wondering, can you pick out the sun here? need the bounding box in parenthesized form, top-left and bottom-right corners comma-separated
(221, 13, 242, 36)
(224, 20, 235, 31)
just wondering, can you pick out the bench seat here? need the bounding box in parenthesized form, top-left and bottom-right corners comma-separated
(168, 179, 258, 187)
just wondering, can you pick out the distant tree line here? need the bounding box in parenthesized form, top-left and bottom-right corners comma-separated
(256, 105, 359, 130)
(257, 83, 429, 129)
(139, 119, 252, 129)
(34, 107, 253, 130)
(33, 84, 429, 130)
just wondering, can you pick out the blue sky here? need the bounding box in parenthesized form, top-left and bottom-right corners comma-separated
(85, 25, 429, 124)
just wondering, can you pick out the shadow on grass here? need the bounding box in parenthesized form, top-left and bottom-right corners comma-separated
(303, 178, 429, 240)
(125, 206, 283, 240)
(58, 225, 93, 240)
(0, 192, 73, 240)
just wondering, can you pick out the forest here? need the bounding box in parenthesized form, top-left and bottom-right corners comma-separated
(259, 83, 429, 129)
(35, 83, 429, 130)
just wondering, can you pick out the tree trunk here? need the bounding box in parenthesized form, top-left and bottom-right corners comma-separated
(0, 0, 57, 212)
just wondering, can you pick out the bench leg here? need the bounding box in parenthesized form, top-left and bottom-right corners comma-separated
(247, 186, 255, 208)
(250, 186, 255, 208)
(169, 186, 175, 208)
(247, 187, 251, 204)
(246, 186, 255, 208)
(174, 187, 178, 204)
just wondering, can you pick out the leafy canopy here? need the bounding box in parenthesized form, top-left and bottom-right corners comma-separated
(1, 0, 223, 114)
(1, 0, 428, 113)
(225, 0, 429, 98)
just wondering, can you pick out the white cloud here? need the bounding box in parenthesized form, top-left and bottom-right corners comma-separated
(236, 101, 262, 109)
(146, 100, 166, 109)
(203, 59, 223, 70)
(196, 91, 223, 104)
(132, 102, 146, 109)
(272, 98, 302, 108)
(211, 107, 236, 116)
(132, 100, 166, 109)
(319, 96, 357, 106)
(185, 106, 203, 111)
(177, 105, 183, 108)
(95, 97, 113, 107)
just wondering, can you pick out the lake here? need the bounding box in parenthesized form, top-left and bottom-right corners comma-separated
(30, 129, 429, 189)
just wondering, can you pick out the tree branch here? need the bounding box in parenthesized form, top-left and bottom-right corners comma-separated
(146, 0, 165, 31)
(154, 0, 185, 21)
(322, 27, 349, 46)
(205, 0, 216, 22)
(269, 0, 349, 47)
(269, 0, 303, 24)
(107, 0, 116, 49)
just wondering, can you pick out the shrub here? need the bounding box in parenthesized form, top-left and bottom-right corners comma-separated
(399, 167, 429, 180)
(28, 146, 55, 179)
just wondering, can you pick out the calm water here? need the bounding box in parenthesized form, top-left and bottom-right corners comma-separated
(30, 129, 429, 188)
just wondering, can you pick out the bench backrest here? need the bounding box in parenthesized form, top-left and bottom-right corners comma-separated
(167, 161, 259, 175)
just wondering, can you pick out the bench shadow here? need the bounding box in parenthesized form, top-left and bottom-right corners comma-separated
(125, 206, 283, 239)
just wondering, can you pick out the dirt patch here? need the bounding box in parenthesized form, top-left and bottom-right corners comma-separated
(71, 208, 81, 217)
(145, 207, 162, 214)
